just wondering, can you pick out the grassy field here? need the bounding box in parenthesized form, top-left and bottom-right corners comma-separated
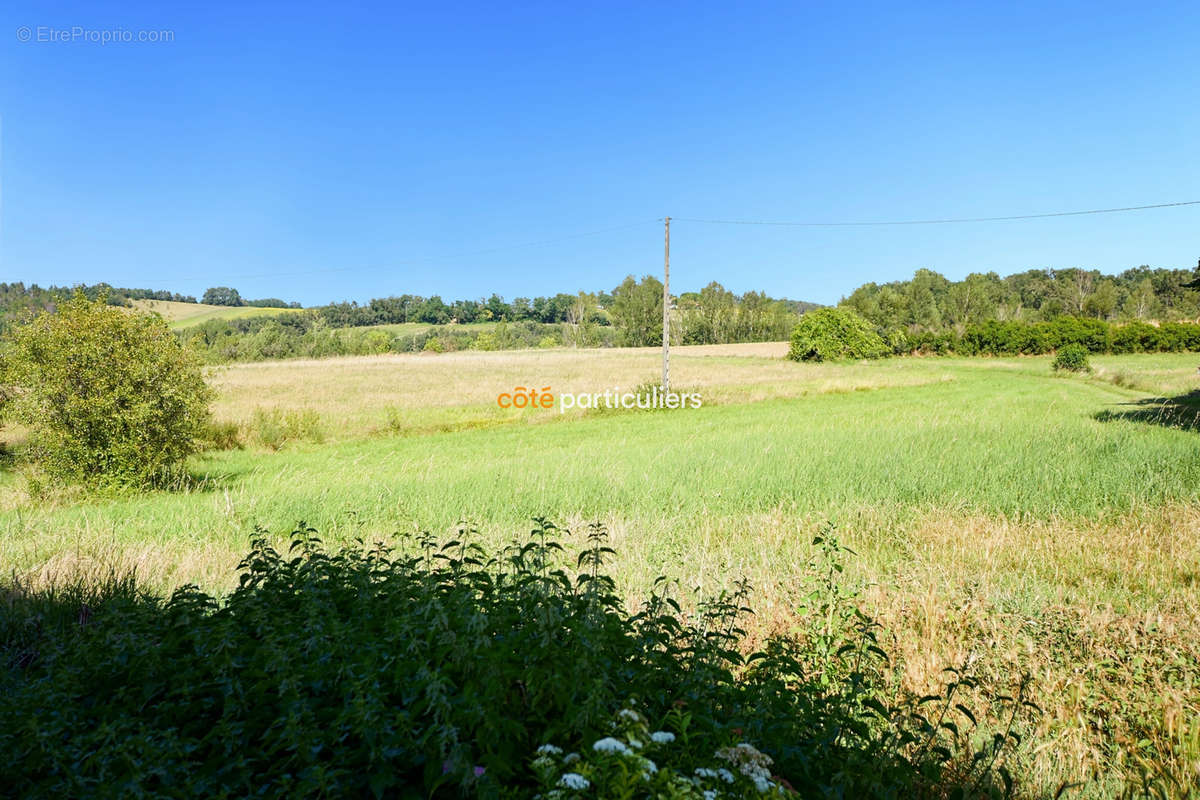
(3, 346, 1200, 796)
(131, 299, 306, 328)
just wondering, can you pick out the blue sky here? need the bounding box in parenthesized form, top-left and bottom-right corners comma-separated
(1, 1, 1197, 306)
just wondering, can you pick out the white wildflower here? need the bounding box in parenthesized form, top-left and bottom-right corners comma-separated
(694, 767, 718, 779)
(537, 744, 564, 756)
(703, 791, 719, 800)
(717, 768, 735, 784)
(563, 752, 581, 765)
(752, 775, 774, 793)
(617, 708, 643, 723)
(740, 763, 772, 782)
(628, 737, 643, 749)
(592, 737, 632, 755)
(641, 758, 658, 774)
(650, 731, 675, 744)
(558, 773, 590, 790)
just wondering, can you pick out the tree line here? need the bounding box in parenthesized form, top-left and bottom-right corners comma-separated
(0, 282, 196, 329)
(840, 264, 1200, 333)
(12, 261, 1200, 364)
(0, 282, 300, 330)
(172, 277, 811, 361)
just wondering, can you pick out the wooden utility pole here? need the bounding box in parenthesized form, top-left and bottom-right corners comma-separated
(662, 216, 671, 391)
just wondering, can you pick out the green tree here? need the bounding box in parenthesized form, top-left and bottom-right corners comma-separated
(1084, 278, 1118, 319)
(1057, 269, 1096, 316)
(1, 292, 214, 488)
(1121, 277, 1160, 320)
(697, 281, 737, 343)
(906, 269, 948, 329)
(202, 286, 244, 306)
(610, 275, 663, 347)
(946, 272, 1001, 330)
(564, 291, 598, 347)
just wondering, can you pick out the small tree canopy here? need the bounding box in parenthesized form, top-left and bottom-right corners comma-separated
(202, 286, 243, 306)
(1, 291, 214, 488)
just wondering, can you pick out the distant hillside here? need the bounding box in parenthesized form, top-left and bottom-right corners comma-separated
(132, 300, 306, 329)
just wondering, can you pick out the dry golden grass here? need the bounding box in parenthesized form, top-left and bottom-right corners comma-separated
(208, 342, 959, 440)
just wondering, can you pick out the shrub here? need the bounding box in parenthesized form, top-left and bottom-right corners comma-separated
(0, 520, 1030, 799)
(787, 308, 888, 362)
(883, 328, 909, 355)
(0, 292, 213, 488)
(199, 420, 243, 451)
(360, 329, 394, 355)
(1052, 343, 1091, 373)
(472, 331, 499, 351)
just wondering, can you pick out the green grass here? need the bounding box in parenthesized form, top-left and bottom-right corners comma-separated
(4, 351, 1200, 796)
(5, 356, 1199, 597)
(224, 369, 1190, 519)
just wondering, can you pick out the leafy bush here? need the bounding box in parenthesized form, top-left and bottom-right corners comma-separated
(1052, 343, 1091, 373)
(472, 331, 499, 351)
(787, 308, 888, 362)
(0, 520, 1030, 799)
(883, 328, 910, 355)
(0, 292, 213, 488)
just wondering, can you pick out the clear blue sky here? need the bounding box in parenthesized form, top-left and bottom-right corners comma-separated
(2, 1, 1197, 306)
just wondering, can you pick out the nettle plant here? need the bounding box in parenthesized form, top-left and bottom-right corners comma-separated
(1, 520, 1034, 799)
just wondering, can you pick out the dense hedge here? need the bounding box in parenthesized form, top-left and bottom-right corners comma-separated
(898, 317, 1200, 356)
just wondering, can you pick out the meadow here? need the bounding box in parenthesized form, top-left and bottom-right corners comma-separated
(131, 298, 307, 328)
(2, 345, 1199, 796)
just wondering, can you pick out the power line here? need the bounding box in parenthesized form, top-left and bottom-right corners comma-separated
(671, 200, 1200, 227)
